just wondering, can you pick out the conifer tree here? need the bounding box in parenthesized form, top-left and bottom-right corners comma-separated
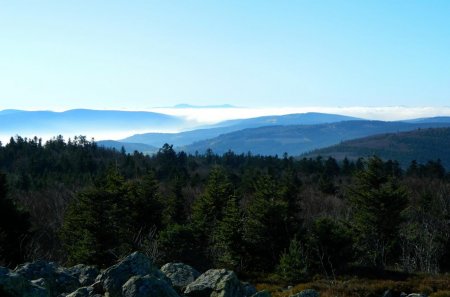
(308, 217, 354, 276)
(191, 166, 233, 238)
(163, 177, 186, 225)
(60, 171, 130, 266)
(348, 156, 408, 268)
(61, 168, 162, 267)
(127, 171, 164, 233)
(243, 174, 290, 271)
(212, 195, 243, 270)
(277, 236, 308, 283)
(190, 166, 234, 265)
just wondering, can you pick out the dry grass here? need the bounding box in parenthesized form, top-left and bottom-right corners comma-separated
(430, 291, 450, 297)
(255, 274, 450, 297)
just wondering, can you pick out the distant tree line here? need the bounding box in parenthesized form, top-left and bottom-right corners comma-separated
(1, 136, 450, 283)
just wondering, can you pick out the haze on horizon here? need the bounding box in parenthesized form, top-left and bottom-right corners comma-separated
(0, 1, 449, 113)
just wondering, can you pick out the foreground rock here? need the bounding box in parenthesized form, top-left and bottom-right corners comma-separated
(251, 290, 271, 297)
(161, 262, 200, 292)
(122, 275, 180, 297)
(67, 264, 100, 287)
(1, 252, 266, 297)
(0, 266, 49, 297)
(98, 251, 171, 297)
(65, 286, 96, 297)
(184, 269, 244, 297)
(290, 289, 319, 297)
(14, 260, 80, 296)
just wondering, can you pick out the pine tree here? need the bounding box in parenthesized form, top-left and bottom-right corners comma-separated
(212, 196, 243, 270)
(308, 217, 354, 277)
(243, 174, 290, 271)
(127, 171, 164, 233)
(190, 166, 234, 265)
(60, 183, 128, 266)
(60, 169, 158, 267)
(348, 156, 408, 268)
(191, 166, 233, 237)
(277, 236, 308, 283)
(163, 177, 186, 225)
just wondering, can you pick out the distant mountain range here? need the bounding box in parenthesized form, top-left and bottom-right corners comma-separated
(404, 116, 450, 123)
(121, 112, 361, 147)
(0, 109, 188, 141)
(171, 104, 237, 109)
(106, 114, 450, 157)
(4, 109, 450, 164)
(96, 140, 158, 155)
(180, 121, 450, 156)
(305, 127, 450, 169)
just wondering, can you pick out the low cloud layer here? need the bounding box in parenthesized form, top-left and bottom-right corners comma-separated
(150, 106, 450, 124)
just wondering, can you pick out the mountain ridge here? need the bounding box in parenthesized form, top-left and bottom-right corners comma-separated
(0, 109, 189, 142)
(304, 127, 450, 169)
(180, 120, 450, 156)
(121, 112, 362, 147)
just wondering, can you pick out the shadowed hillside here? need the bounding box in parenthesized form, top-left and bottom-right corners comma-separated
(181, 121, 450, 156)
(306, 127, 450, 168)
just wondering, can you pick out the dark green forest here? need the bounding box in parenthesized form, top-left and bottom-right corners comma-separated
(308, 127, 450, 169)
(1, 135, 450, 283)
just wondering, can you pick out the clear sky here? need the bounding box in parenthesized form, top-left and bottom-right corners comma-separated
(0, 0, 449, 111)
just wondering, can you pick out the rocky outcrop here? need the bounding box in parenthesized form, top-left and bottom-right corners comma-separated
(184, 269, 244, 297)
(161, 262, 200, 292)
(67, 264, 100, 287)
(122, 275, 180, 297)
(0, 266, 49, 297)
(65, 286, 96, 297)
(1, 252, 267, 297)
(290, 289, 319, 297)
(97, 251, 171, 297)
(251, 290, 271, 297)
(14, 260, 79, 296)
(383, 290, 427, 297)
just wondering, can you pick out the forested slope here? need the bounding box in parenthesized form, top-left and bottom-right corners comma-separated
(307, 127, 450, 168)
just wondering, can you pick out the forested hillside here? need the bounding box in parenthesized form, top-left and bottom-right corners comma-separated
(307, 127, 450, 169)
(1, 135, 450, 284)
(180, 121, 450, 156)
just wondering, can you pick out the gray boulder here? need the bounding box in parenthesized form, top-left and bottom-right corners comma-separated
(14, 260, 57, 280)
(32, 277, 48, 288)
(98, 251, 170, 297)
(251, 290, 271, 297)
(0, 266, 49, 297)
(241, 282, 257, 297)
(67, 264, 100, 286)
(66, 287, 94, 297)
(64, 282, 104, 297)
(407, 294, 427, 297)
(14, 260, 80, 296)
(291, 289, 319, 297)
(161, 262, 200, 291)
(184, 269, 244, 297)
(122, 275, 180, 297)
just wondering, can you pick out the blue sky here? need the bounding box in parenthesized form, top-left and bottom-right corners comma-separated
(0, 0, 449, 111)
